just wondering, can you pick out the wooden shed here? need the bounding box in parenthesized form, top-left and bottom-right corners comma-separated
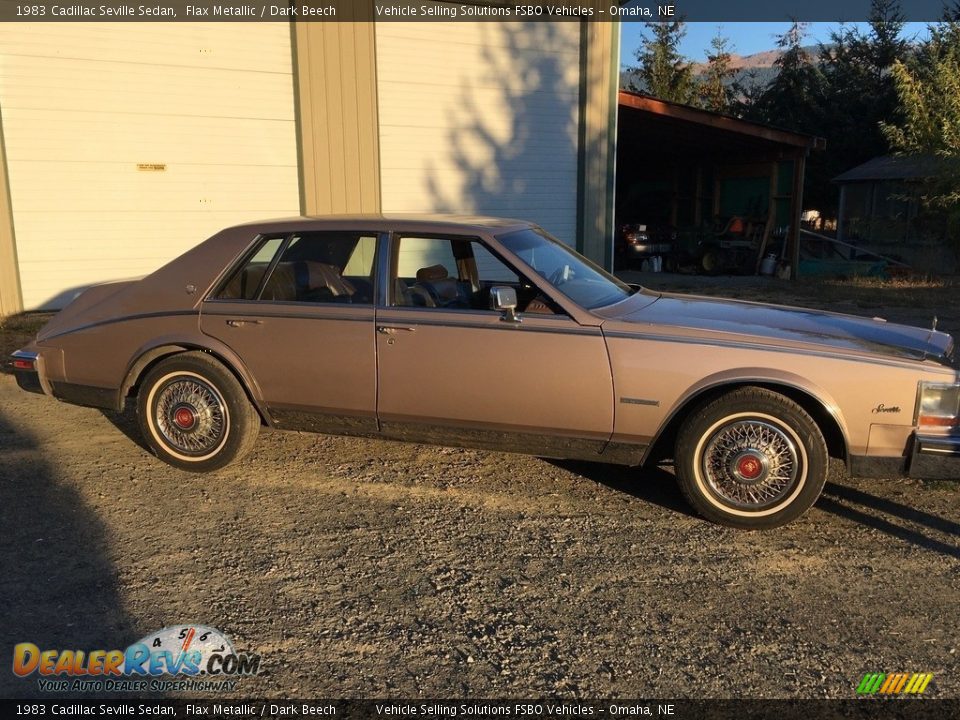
(616, 91, 824, 276)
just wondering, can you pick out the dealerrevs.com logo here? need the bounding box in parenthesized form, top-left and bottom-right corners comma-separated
(12, 625, 261, 693)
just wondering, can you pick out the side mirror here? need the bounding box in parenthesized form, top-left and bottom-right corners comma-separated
(490, 286, 520, 323)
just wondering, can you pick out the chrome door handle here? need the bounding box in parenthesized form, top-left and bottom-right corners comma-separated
(226, 319, 262, 327)
(377, 325, 415, 334)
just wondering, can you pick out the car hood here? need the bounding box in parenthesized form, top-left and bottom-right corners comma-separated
(599, 291, 955, 364)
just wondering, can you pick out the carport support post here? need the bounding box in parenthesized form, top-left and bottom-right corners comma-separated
(789, 152, 807, 280)
(837, 184, 847, 244)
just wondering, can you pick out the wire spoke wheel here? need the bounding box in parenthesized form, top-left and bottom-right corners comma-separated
(701, 419, 800, 511)
(138, 353, 260, 472)
(153, 375, 228, 457)
(675, 388, 828, 529)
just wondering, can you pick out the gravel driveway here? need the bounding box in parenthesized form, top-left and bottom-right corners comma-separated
(1, 371, 957, 700)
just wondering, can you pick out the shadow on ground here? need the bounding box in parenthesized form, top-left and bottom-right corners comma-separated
(820, 481, 960, 560)
(0, 407, 139, 698)
(545, 459, 699, 519)
(99, 407, 150, 454)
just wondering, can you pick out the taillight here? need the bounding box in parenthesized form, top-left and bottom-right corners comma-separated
(12, 358, 35, 371)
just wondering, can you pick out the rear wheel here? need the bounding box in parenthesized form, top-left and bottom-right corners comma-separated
(137, 352, 259, 472)
(700, 246, 726, 275)
(674, 388, 828, 529)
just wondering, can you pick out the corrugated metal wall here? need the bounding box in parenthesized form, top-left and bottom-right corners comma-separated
(0, 23, 301, 310)
(375, 19, 582, 245)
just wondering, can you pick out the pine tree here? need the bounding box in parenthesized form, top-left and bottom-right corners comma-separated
(858, 0, 908, 76)
(634, 20, 696, 105)
(699, 31, 737, 113)
(746, 21, 824, 131)
(808, 2, 908, 212)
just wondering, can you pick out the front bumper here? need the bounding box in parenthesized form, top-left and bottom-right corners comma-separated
(909, 433, 960, 479)
(850, 433, 960, 479)
(7, 350, 44, 395)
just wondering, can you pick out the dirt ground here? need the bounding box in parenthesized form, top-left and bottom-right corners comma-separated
(1, 275, 958, 700)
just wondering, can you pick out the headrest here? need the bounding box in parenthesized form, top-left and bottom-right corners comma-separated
(416, 264, 449, 281)
(301, 261, 354, 296)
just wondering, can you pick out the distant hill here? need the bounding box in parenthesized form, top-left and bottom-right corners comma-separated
(620, 44, 822, 94)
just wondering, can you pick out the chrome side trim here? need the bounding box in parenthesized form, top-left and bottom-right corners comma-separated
(376, 312, 600, 336)
(201, 308, 372, 323)
(620, 397, 659, 407)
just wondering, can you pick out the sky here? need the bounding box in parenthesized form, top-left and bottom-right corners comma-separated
(619, 21, 933, 66)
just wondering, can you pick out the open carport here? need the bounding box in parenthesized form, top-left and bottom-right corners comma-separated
(615, 91, 825, 277)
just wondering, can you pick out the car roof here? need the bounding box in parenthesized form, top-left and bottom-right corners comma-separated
(228, 214, 536, 235)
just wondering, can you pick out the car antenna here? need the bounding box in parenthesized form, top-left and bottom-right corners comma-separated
(932, 315, 938, 331)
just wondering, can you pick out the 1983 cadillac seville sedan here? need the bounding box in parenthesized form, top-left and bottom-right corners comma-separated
(8, 216, 960, 528)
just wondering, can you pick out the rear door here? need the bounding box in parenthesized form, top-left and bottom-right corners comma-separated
(200, 231, 380, 434)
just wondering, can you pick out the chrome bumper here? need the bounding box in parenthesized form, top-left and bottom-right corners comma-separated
(909, 433, 960, 479)
(7, 350, 44, 395)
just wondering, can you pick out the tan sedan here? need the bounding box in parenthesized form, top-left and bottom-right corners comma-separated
(9, 216, 960, 528)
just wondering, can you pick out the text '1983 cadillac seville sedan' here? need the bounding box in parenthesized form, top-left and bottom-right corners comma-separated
(8, 216, 960, 528)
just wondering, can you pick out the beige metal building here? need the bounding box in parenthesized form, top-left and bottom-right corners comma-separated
(0, 18, 618, 315)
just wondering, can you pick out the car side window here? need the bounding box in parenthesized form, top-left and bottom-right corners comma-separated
(217, 236, 286, 300)
(392, 235, 533, 311)
(216, 232, 377, 304)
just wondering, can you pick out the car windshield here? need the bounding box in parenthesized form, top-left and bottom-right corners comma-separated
(497, 227, 634, 310)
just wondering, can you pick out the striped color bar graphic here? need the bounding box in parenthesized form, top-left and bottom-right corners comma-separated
(857, 672, 934, 695)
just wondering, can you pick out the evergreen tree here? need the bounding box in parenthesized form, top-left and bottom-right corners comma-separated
(743, 6, 909, 214)
(699, 30, 737, 113)
(745, 21, 824, 132)
(633, 20, 696, 105)
(809, 3, 908, 212)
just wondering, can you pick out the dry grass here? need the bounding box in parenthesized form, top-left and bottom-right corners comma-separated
(0, 312, 54, 368)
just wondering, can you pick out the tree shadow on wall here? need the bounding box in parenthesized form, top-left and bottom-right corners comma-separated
(417, 22, 585, 243)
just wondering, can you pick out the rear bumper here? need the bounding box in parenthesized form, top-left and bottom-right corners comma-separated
(6, 350, 44, 396)
(850, 433, 960, 479)
(9, 347, 118, 410)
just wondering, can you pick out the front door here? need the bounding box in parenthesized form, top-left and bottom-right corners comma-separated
(376, 232, 613, 459)
(200, 231, 380, 434)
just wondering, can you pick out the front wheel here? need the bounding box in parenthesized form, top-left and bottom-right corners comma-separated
(674, 388, 828, 529)
(137, 352, 260, 472)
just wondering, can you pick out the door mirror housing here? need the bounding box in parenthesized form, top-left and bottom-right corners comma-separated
(490, 286, 520, 323)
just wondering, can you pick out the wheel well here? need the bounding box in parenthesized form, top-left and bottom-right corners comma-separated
(121, 345, 267, 425)
(645, 381, 847, 465)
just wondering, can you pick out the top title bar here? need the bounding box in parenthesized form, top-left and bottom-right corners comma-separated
(0, 0, 954, 22)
